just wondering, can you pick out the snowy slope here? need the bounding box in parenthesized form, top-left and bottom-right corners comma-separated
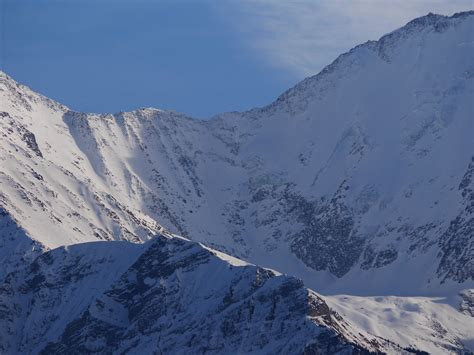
(0, 10, 473, 354)
(326, 294, 474, 354)
(0, 77, 163, 256)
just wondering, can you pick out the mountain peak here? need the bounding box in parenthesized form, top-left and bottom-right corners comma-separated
(262, 10, 473, 116)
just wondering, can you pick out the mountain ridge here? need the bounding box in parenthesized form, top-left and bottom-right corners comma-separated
(1, 234, 397, 354)
(1, 9, 472, 293)
(3, 11, 472, 119)
(0, 10, 473, 354)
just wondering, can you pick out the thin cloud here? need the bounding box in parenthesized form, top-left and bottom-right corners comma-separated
(224, 0, 473, 78)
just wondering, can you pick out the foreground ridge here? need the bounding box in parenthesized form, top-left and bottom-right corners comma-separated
(1, 234, 396, 354)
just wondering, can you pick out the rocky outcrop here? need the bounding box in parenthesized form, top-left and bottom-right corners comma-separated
(438, 157, 474, 282)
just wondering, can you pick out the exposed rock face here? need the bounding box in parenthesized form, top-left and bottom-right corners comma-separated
(22, 130, 42, 158)
(459, 289, 474, 317)
(438, 157, 474, 283)
(291, 182, 362, 277)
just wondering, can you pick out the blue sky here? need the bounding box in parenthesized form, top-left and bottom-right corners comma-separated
(1, 0, 471, 118)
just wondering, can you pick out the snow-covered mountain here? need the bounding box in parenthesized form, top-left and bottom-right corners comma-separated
(1, 234, 399, 354)
(0, 10, 473, 354)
